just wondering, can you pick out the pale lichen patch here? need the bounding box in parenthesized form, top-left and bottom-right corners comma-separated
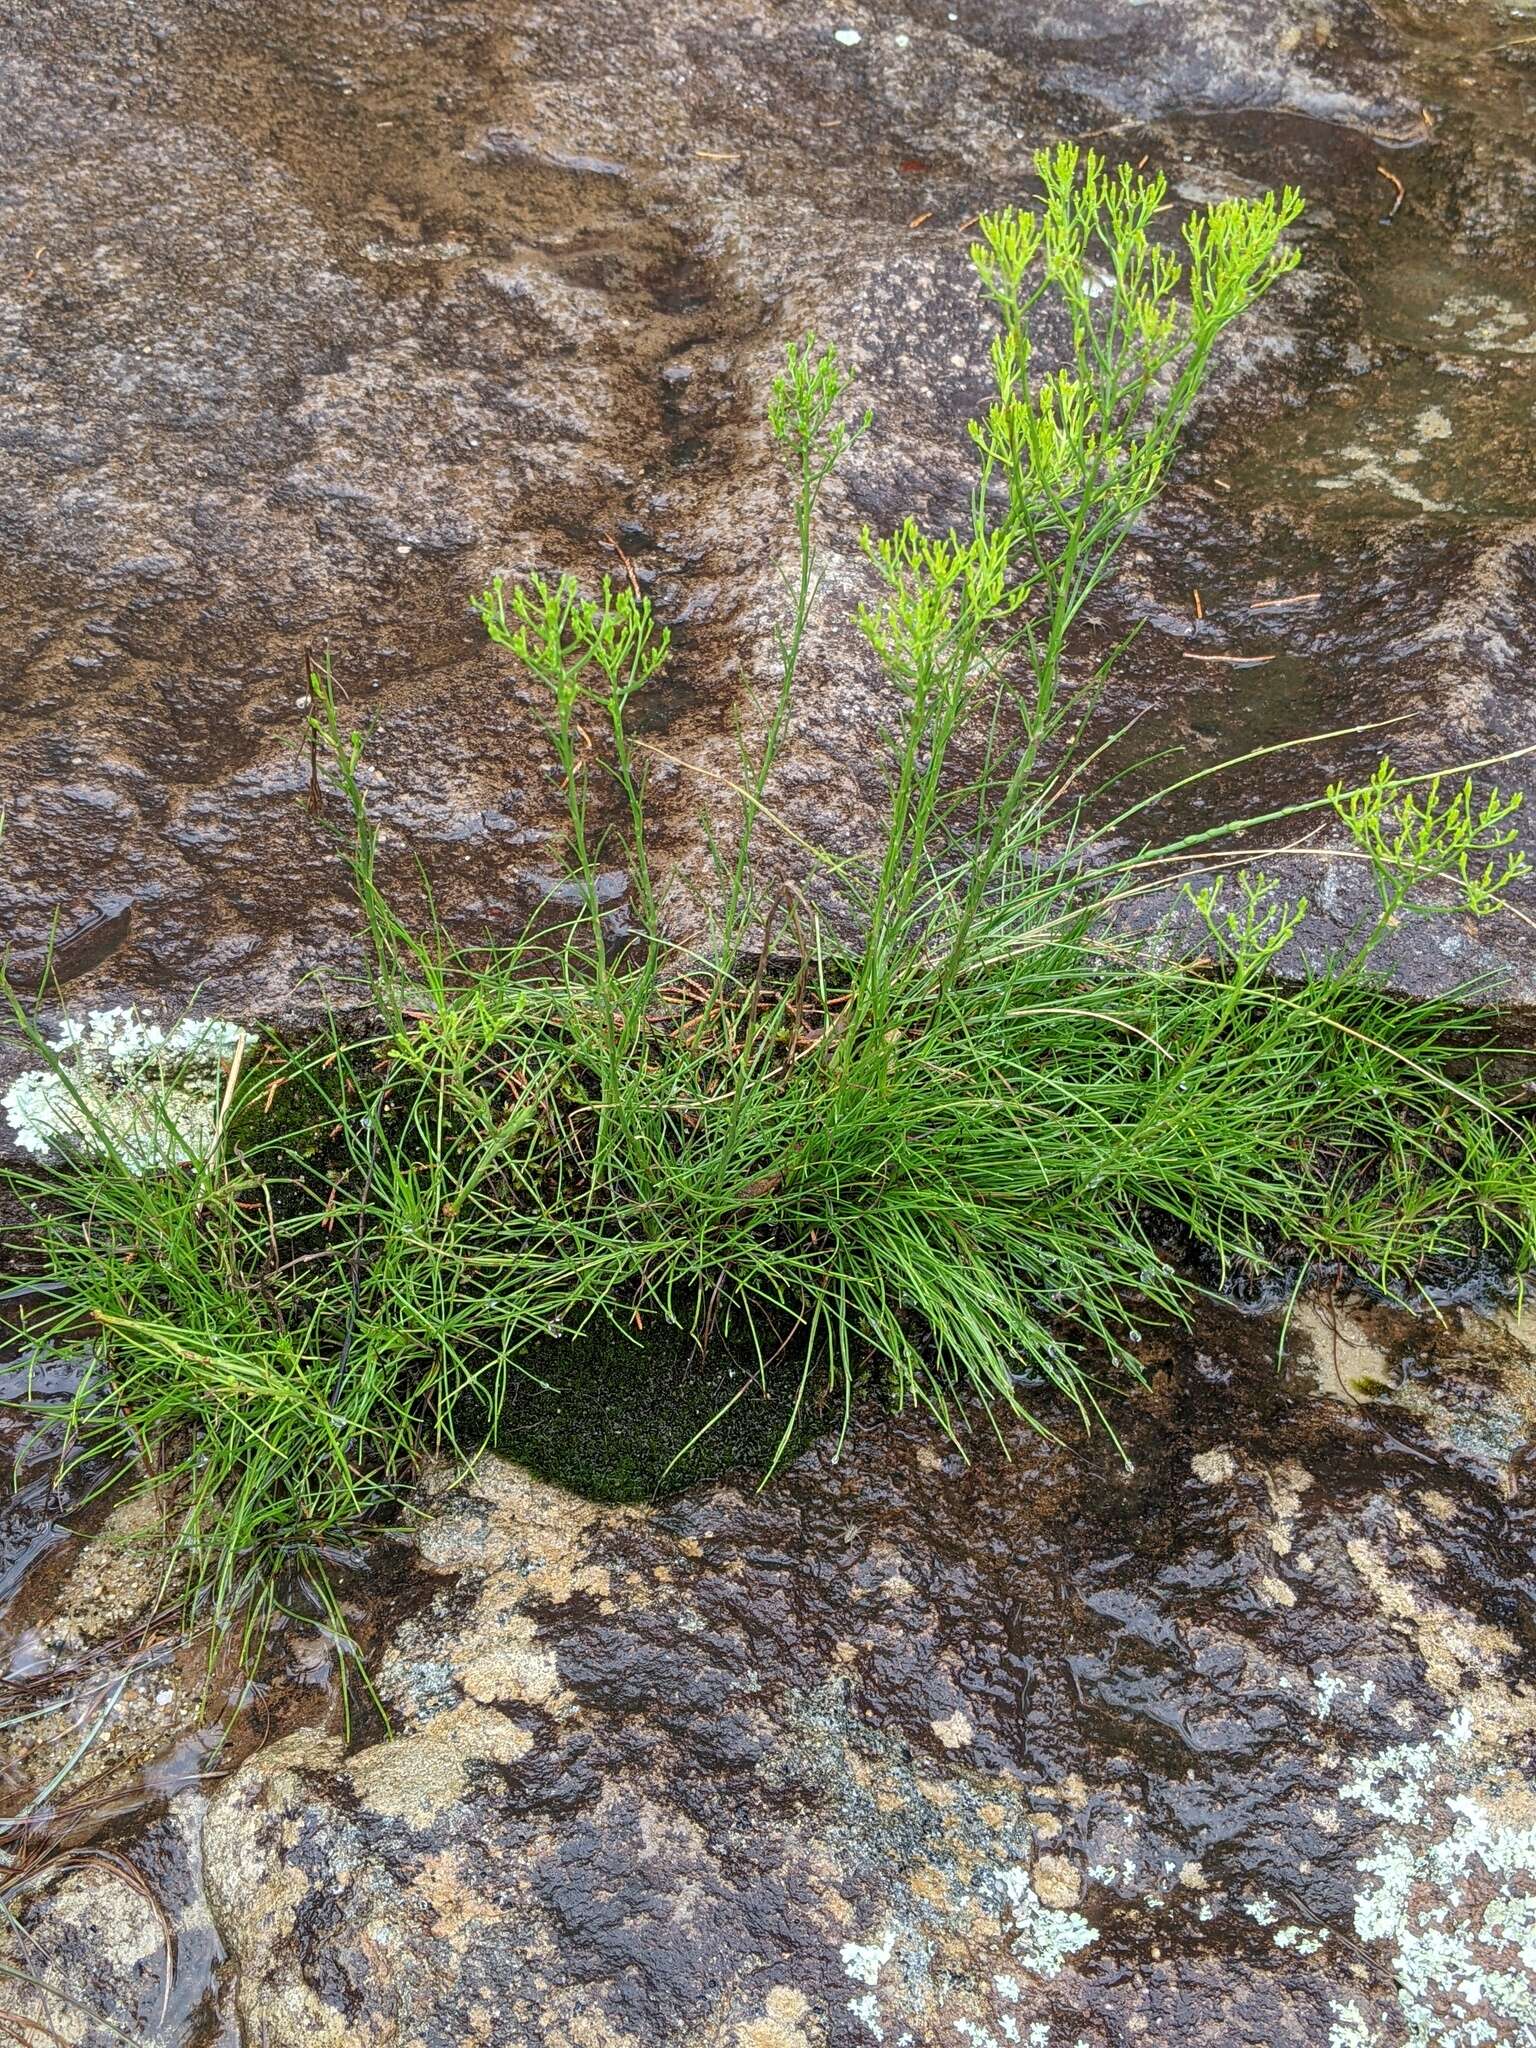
(931, 1710, 976, 1751)
(733, 1985, 820, 2048)
(990, 1865, 1098, 1978)
(1315, 441, 1450, 512)
(1274, 1922, 1328, 1955)
(1029, 1854, 1084, 1912)
(460, 1626, 565, 1710)
(1345, 1533, 1532, 1734)
(1341, 1707, 1536, 2047)
(1327, 2001, 1382, 2048)
(347, 1703, 532, 1826)
(1263, 1457, 1315, 1555)
(1290, 1302, 1393, 1407)
(841, 1927, 898, 1988)
(1190, 1447, 1236, 1485)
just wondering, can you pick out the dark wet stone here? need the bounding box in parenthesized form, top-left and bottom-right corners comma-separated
(7, 1296, 1536, 2044)
(0, 1343, 89, 1613)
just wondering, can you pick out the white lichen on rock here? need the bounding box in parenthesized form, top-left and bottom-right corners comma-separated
(991, 1865, 1098, 1978)
(1274, 1922, 1329, 1955)
(3, 1007, 245, 1170)
(1241, 1891, 1281, 1926)
(1328, 2001, 1382, 2048)
(844, 1927, 900, 2039)
(842, 1928, 898, 1988)
(1341, 1706, 1536, 2047)
(848, 1990, 884, 2040)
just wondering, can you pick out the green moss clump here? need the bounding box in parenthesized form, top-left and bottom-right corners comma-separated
(471, 1309, 822, 1503)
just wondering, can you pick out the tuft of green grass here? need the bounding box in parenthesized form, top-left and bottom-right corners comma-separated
(4, 148, 1535, 1648)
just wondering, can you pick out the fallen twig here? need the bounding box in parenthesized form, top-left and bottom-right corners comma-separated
(599, 531, 643, 602)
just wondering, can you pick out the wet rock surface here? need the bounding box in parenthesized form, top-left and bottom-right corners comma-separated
(8, 1293, 1536, 2045)
(193, 1299, 1536, 2048)
(1, 0, 1534, 1024)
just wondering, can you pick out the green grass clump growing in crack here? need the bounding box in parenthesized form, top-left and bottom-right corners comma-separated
(6, 147, 1536, 1645)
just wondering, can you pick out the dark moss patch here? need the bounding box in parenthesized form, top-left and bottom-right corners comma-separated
(469, 1307, 828, 1503)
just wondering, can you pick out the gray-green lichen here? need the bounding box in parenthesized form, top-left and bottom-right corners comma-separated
(1339, 1707, 1536, 2048)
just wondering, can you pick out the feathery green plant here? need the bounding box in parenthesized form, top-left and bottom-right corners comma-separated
(5, 149, 1533, 1648)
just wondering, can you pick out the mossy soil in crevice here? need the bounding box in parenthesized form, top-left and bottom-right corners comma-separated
(458, 1305, 829, 1504)
(224, 1053, 836, 1501)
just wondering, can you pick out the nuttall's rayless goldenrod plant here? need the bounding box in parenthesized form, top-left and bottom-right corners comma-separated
(5, 148, 1535, 1647)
